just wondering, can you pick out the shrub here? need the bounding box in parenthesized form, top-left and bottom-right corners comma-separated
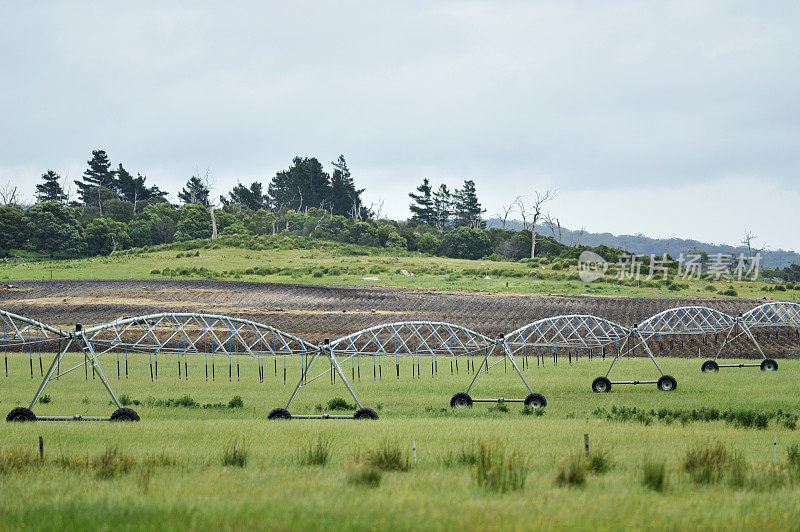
(641, 458, 667, 491)
(489, 400, 509, 413)
(720, 287, 738, 297)
(327, 397, 356, 411)
(474, 440, 527, 492)
(346, 463, 382, 487)
(150, 269, 161, 275)
(297, 436, 332, 466)
(38, 394, 51, 404)
(684, 441, 729, 484)
(222, 443, 247, 467)
(555, 452, 587, 487)
(416, 233, 440, 255)
(788, 444, 800, 474)
(521, 406, 545, 417)
(364, 440, 410, 472)
(228, 395, 244, 409)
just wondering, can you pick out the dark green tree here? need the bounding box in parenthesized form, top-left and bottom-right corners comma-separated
(441, 227, 492, 260)
(452, 179, 485, 228)
(85, 218, 130, 255)
(409, 178, 435, 225)
(220, 182, 268, 210)
(75, 150, 116, 207)
(35, 170, 67, 203)
(23, 202, 84, 255)
(178, 176, 211, 207)
(432, 184, 453, 229)
(143, 203, 179, 244)
(268, 157, 331, 211)
(115, 165, 166, 210)
(330, 155, 366, 217)
(0, 205, 25, 253)
(174, 203, 213, 241)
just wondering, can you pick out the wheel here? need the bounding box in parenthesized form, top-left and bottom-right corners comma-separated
(657, 375, 677, 391)
(6, 407, 36, 422)
(524, 393, 547, 409)
(760, 359, 778, 372)
(591, 376, 611, 393)
(354, 407, 378, 420)
(701, 360, 719, 373)
(109, 407, 140, 422)
(268, 408, 291, 420)
(450, 392, 473, 408)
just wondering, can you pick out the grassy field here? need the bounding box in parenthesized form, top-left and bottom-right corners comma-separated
(1, 239, 793, 300)
(1, 352, 799, 530)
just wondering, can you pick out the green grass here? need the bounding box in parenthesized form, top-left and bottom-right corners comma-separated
(1, 240, 790, 300)
(1, 355, 800, 529)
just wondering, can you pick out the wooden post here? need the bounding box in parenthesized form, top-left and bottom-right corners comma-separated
(38, 436, 43, 460)
(773, 435, 777, 466)
(584, 434, 590, 457)
(412, 440, 417, 464)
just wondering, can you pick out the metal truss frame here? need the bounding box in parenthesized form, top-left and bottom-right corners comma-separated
(10, 312, 316, 422)
(280, 321, 498, 417)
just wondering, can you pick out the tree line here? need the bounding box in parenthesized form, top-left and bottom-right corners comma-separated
(1, 149, 591, 262)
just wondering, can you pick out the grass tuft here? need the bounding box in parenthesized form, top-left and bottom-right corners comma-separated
(364, 440, 410, 472)
(222, 443, 247, 468)
(92, 446, 136, 479)
(297, 436, 332, 466)
(587, 449, 613, 474)
(346, 463, 382, 487)
(473, 440, 527, 492)
(555, 452, 586, 488)
(641, 457, 667, 492)
(683, 441, 729, 484)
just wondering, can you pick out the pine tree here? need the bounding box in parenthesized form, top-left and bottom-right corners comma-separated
(409, 178, 435, 225)
(268, 157, 331, 212)
(115, 165, 165, 211)
(330, 155, 365, 217)
(35, 170, 67, 203)
(178, 176, 211, 207)
(74, 150, 116, 206)
(452, 179, 485, 228)
(432, 184, 453, 229)
(221, 182, 268, 210)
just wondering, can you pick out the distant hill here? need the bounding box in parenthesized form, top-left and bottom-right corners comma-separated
(485, 218, 800, 269)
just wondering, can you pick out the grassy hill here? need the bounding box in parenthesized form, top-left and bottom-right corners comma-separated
(1, 236, 794, 301)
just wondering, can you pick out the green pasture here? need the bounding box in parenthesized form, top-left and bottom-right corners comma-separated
(1, 242, 790, 300)
(1, 353, 799, 530)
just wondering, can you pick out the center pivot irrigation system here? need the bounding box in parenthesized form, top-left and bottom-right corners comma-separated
(3, 301, 797, 422)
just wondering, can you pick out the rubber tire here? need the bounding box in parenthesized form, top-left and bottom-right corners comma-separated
(450, 392, 473, 408)
(110, 407, 140, 422)
(268, 408, 291, 420)
(6, 407, 36, 422)
(354, 407, 379, 420)
(657, 375, 677, 392)
(592, 376, 611, 393)
(524, 393, 547, 409)
(701, 360, 719, 373)
(760, 359, 778, 372)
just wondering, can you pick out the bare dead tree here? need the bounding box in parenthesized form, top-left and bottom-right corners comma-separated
(374, 197, 385, 220)
(193, 166, 218, 240)
(543, 212, 562, 243)
(741, 229, 757, 257)
(0, 181, 19, 205)
(497, 202, 516, 231)
(514, 196, 529, 231)
(574, 226, 586, 247)
(519, 189, 556, 258)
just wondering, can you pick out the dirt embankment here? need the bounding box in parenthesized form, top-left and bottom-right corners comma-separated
(0, 280, 793, 357)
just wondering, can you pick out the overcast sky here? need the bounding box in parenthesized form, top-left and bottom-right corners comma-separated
(2, 1, 798, 250)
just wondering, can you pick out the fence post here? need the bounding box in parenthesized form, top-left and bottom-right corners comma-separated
(412, 440, 417, 464)
(584, 434, 590, 457)
(38, 436, 44, 460)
